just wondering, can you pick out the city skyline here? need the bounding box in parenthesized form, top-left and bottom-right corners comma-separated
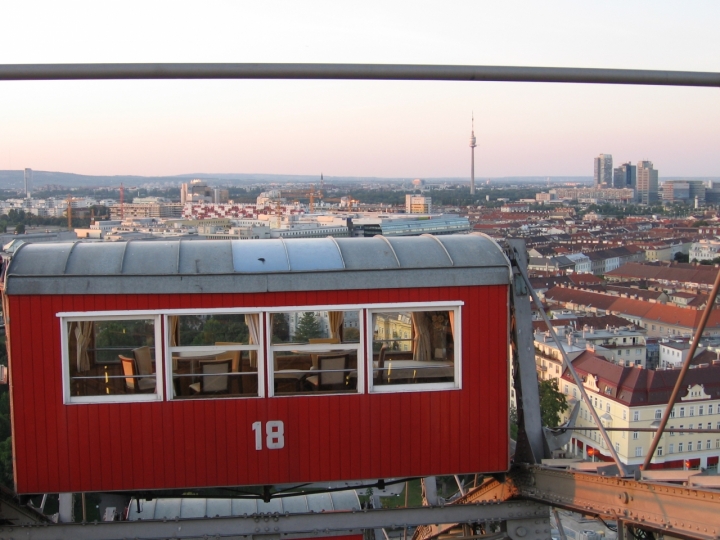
(1, 1, 719, 178)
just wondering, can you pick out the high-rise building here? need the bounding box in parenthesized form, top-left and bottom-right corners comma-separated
(593, 154, 613, 187)
(24, 168, 32, 198)
(613, 162, 637, 199)
(469, 114, 477, 195)
(636, 161, 659, 205)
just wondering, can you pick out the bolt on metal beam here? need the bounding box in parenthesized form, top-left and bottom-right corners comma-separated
(0, 63, 719, 87)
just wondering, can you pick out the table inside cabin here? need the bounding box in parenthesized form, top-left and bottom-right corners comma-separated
(375, 359, 454, 383)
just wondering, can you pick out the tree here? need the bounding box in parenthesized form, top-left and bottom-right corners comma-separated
(13, 223, 25, 234)
(674, 251, 689, 263)
(293, 312, 323, 342)
(538, 379, 569, 427)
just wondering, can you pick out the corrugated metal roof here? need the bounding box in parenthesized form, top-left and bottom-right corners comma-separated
(5, 234, 510, 295)
(127, 490, 361, 520)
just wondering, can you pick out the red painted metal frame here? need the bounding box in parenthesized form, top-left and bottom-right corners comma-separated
(8, 285, 509, 494)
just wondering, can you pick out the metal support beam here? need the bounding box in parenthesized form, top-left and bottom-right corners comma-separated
(511, 244, 626, 476)
(0, 501, 548, 540)
(516, 466, 720, 540)
(0, 63, 719, 87)
(507, 239, 546, 463)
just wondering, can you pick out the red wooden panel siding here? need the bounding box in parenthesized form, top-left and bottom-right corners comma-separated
(9, 285, 509, 493)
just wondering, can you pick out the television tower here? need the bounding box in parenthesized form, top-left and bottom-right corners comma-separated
(469, 114, 477, 195)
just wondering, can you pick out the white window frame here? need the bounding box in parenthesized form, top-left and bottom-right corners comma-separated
(59, 311, 164, 404)
(264, 304, 365, 398)
(366, 301, 463, 394)
(163, 310, 265, 400)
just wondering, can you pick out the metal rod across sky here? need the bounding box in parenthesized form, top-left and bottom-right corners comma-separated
(1, 63, 720, 86)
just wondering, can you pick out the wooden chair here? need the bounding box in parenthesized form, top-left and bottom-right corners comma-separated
(119, 354, 155, 393)
(305, 354, 349, 392)
(214, 351, 242, 394)
(375, 345, 388, 385)
(188, 360, 231, 395)
(132, 346, 154, 376)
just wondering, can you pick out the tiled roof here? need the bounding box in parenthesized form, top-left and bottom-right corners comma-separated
(563, 354, 720, 406)
(607, 263, 719, 286)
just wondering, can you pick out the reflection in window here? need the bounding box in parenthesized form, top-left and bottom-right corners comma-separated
(168, 314, 261, 399)
(370, 308, 457, 389)
(66, 317, 160, 400)
(268, 310, 361, 396)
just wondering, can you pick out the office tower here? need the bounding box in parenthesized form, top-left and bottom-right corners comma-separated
(469, 114, 477, 195)
(593, 154, 613, 187)
(613, 162, 637, 196)
(24, 168, 32, 198)
(637, 161, 659, 205)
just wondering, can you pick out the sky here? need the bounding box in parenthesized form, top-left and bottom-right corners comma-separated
(0, 1, 719, 179)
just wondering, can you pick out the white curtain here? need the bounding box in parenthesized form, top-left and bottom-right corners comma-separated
(329, 311, 344, 341)
(245, 313, 261, 368)
(74, 321, 93, 373)
(411, 312, 431, 362)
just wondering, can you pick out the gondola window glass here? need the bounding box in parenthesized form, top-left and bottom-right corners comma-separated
(267, 309, 361, 396)
(166, 313, 262, 399)
(62, 315, 163, 403)
(368, 305, 460, 392)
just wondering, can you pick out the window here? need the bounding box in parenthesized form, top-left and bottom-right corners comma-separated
(369, 305, 460, 392)
(709, 404, 714, 415)
(166, 313, 262, 400)
(615, 442, 620, 453)
(655, 409, 662, 420)
(573, 388, 577, 398)
(670, 425, 675, 436)
(690, 406, 695, 417)
(633, 410, 639, 422)
(564, 384, 569, 395)
(268, 308, 362, 396)
(635, 446, 642, 457)
(61, 314, 163, 403)
(657, 446, 663, 456)
(623, 410, 627, 420)
(633, 431, 639, 440)
(688, 442, 693, 451)
(699, 405, 704, 416)
(670, 408, 676, 418)
(680, 407, 685, 418)
(679, 442, 684, 452)
(669, 443, 674, 454)
(606, 403, 610, 413)
(680, 425, 684, 435)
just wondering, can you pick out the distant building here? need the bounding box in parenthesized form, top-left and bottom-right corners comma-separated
(690, 239, 720, 262)
(109, 203, 184, 220)
(181, 179, 214, 204)
(24, 168, 32, 198)
(405, 195, 431, 214)
(637, 161, 659, 204)
(662, 180, 705, 203)
(594, 154, 613, 188)
(613, 162, 637, 193)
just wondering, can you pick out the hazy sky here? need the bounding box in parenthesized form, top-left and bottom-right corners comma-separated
(1, 1, 719, 179)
